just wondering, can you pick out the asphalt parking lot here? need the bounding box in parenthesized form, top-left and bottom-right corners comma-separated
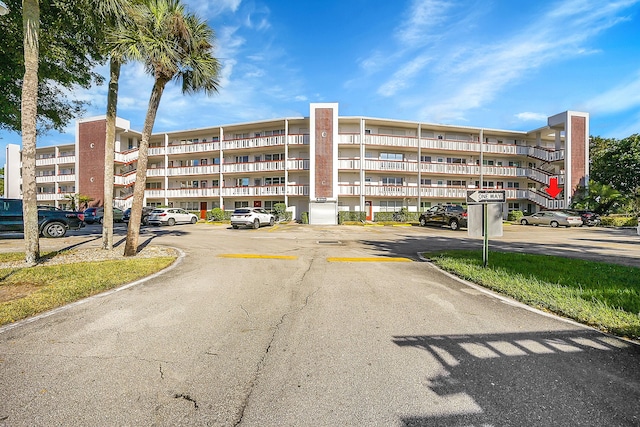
(1, 221, 638, 268)
(1, 221, 639, 426)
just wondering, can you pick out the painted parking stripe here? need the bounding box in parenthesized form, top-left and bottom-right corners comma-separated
(327, 257, 412, 262)
(217, 254, 297, 260)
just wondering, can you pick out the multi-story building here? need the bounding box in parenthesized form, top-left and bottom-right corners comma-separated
(4, 103, 589, 225)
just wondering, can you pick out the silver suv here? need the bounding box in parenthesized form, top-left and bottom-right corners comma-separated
(230, 208, 275, 229)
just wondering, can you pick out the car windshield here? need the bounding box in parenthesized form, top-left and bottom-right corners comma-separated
(233, 209, 251, 214)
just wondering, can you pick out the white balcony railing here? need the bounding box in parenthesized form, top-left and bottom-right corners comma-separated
(167, 165, 221, 176)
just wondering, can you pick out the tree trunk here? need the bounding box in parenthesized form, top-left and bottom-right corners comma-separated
(123, 79, 167, 256)
(21, 0, 40, 266)
(102, 57, 121, 250)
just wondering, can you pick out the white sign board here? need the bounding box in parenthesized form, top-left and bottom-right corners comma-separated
(467, 204, 504, 238)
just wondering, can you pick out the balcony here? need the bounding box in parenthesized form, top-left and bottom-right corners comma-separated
(114, 150, 139, 164)
(222, 160, 285, 174)
(222, 135, 286, 151)
(142, 184, 309, 198)
(166, 141, 220, 155)
(167, 164, 221, 176)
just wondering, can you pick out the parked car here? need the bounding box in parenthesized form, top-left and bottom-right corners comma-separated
(123, 206, 154, 225)
(147, 208, 198, 226)
(83, 207, 124, 224)
(520, 211, 583, 228)
(418, 204, 468, 230)
(231, 208, 275, 229)
(0, 198, 85, 238)
(564, 210, 601, 227)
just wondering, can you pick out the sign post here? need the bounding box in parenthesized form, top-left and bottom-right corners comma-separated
(467, 190, 506, 267)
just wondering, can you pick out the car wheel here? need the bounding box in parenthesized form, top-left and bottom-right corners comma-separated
(520, 219, 528, 225)
(269, 217, 275, 226)
(43, 222, 66, 238)
(419, 217, 427, 227)
(190, 216, 197, 224)
(449, 219, 459, 230)
(253, 218, 260, 229)
(232, 225, 239, 229)
(550, 221, 559, 228)
(167, 218, 176, 226)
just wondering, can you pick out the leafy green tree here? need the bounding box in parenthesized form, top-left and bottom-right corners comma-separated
(590, 134, 640, 198)
(0, 0, 105, 134)
(572, 180, 625, 215)
(107, 0, 221, 256)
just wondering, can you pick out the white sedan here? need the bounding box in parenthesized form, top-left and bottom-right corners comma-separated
(147, 208, 198, 226)
(231, 208, 275, 229)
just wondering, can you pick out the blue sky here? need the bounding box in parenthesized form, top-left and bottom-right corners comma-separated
(2, 0, 640, 166)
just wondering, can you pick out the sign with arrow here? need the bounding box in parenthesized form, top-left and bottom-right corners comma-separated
(466, 189, 506, 204)
(545, 177, 562, 198)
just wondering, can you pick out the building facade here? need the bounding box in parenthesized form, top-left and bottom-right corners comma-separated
(3, 103, 589, 225)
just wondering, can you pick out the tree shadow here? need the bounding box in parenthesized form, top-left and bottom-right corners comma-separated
(394, 330, 640, 426)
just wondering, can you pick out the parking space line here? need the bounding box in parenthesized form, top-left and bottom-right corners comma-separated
(217, 254, 298, 260)
(327, 257, 412, 262)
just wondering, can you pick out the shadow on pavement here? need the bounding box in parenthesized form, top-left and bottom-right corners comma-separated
(394, 330, 640, 426)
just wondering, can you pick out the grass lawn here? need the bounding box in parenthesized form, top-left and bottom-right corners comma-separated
(0, 252, 176, 326)
(425, 250, 640, 340)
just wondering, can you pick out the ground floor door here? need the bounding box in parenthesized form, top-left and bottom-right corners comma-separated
(365, 201, 372, 221)
(200, 202, 208, 219)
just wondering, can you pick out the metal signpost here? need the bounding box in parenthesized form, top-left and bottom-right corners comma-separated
(467, 190, 506, 267)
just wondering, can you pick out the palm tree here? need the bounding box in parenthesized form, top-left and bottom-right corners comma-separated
(21, 0, 40, 265)
(108, 0, 220, 256)
(93, 0, 137, 250)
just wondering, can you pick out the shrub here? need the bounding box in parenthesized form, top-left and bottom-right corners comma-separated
(273, 203, 291, 222)
(301, 212, 309, 224)
(338, 211, 366, 224)
(209, 207, 225, 221)
(508, 210, 524, 221)
(600, 215, 637, 227)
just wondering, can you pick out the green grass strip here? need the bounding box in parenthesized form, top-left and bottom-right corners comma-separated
(426, 250, 640, 339)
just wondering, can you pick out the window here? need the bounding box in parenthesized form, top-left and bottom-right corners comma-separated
(420, 201, 431, 211)
(200, 159, 208, 165)
(380, 153, 403, 161)
(146, 182, 162, 189)
(508, 161, 520, 167)
(508, 203, 521, 211)
(447, 180, 466, 186)
(420, 155, 432, 162)
(380, 200, 403, 212)
(420, 178, 432, 185)
(446, 157, 466, 164)
(212, 179, 219, 187)
(382, 177, 403, 185)
(200, 180, 207, 188)
(213, 157, 220, 165)
(236, 178, 249, 187)
(507, 182, 520, 188)
(265, 200, 284, 210)
(235, 201, 249, 208)
(235, 155, 249, 163)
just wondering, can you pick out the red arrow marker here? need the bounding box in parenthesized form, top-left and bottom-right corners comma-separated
(545, 177, 562, 198)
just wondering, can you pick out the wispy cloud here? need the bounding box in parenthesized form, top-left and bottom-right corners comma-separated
(373, 0, 640, 123)
(515, 112, 548, 122)
(582, 69, 640, 114)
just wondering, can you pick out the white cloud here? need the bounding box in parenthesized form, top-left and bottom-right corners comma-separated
(377, 55, 432, 97)
(516, 112, 548, 122)
(582, 70, 640, 114)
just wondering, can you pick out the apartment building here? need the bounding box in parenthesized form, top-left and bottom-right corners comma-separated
(3, 103, 589, 225)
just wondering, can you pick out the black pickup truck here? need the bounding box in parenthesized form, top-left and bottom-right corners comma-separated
(0, 198, 85, 238)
